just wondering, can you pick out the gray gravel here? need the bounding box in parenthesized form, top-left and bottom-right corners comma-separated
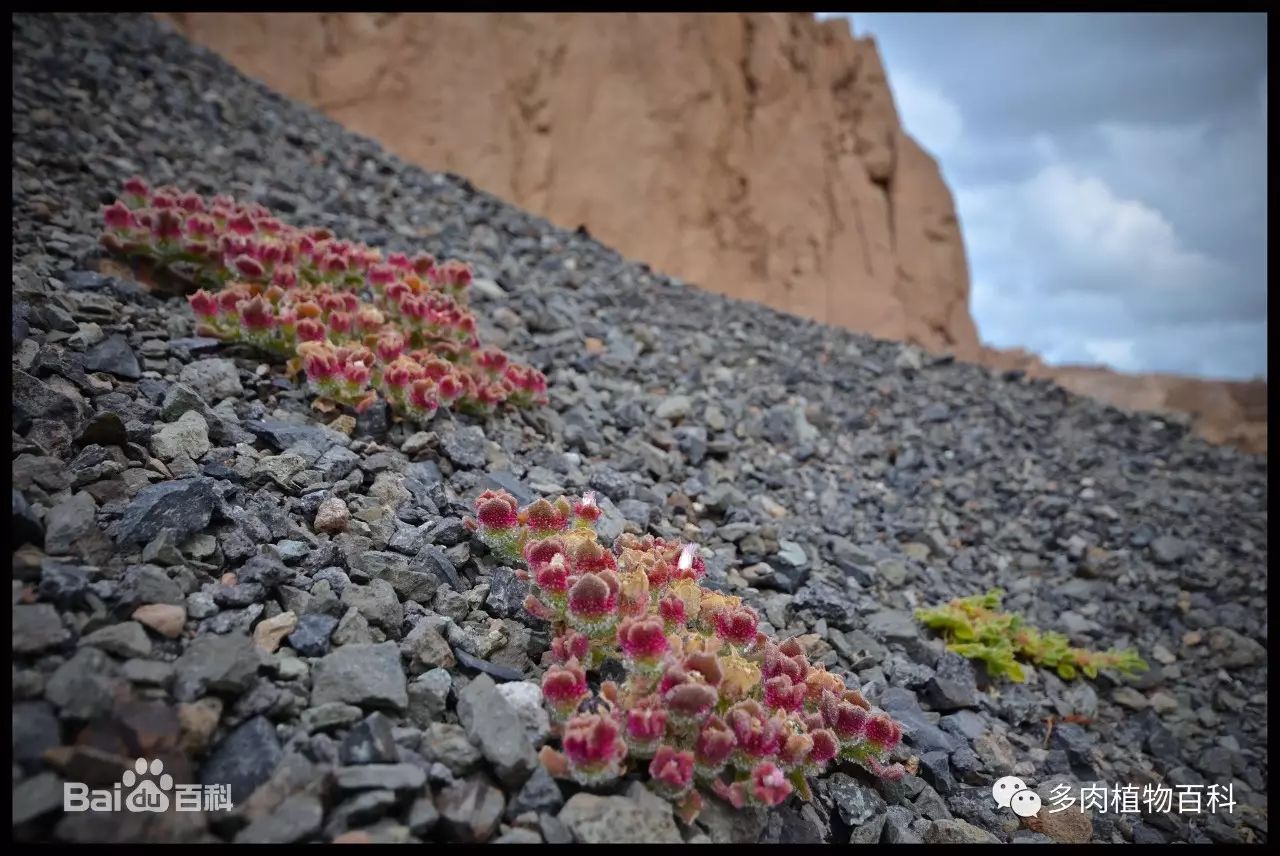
(11, 12, 1267, 845)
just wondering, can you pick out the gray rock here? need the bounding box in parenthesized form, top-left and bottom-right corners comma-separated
(435, 774, 505, 843)
(151, 410, 211, 461)
(558, 792, 682, 844)
(494, 681, 551, 746)
(13, 771, 66, 826)
(922, 652, 979, 711)
(13, 487, 45, 549)
(111, 478, 215, 545)
(411, 544, 462, 592)
(918, 750, 956, 795)
(406, 795, 440, 836)
(43, 491, 110, 561)
(849, 812, 888, 844)
(334, 763, 426, 793)
(923, 818, 1001, 843)
(200, 715, 283, 806)
(315, 445, 362, 481)
(654, 394, 692, 420)
(453, 647, 525, 681)
(83, 332, 140, 376)
(1149, 535, 1187, 565)
(38, 559, 90, 607)
(141, 530, 185, 566)
(118, 564, 186, 608)
(332, 606, 374, 647)
(824, 773, 887, 828)
(760, 802, 829, 843)
(178, 358, 241, 402)
(324, 790, 399, 837)
(341, 579, 403, 638)
(484, 565, 529, 618)
(456, 673, 538, 788)
(12, 603, 71, 654)
(762, 402, 818, 447)
(311, 642, 408, 712)
(82, 621, 152, 659)
(408, 669, 452, 727)
(440, 426, 488, 470)
(122, 658, 173, 686)
(864, 609, 920, 641)
(45, 647, 120, 721)
(243, 418, 349, 454)
(301, 702, 363, 734)
(401, 620, 456, 673)
(881, 806, 923, 843)
(939, 710, 988, 741)
(362, 551, 438, 603)
(186, 591, 219, 619)
(234, 793, 323, 843)
(588, 465, 631, 501)
(420, 722, 483, 775)
(339, 712, 399, 765)
(766, 540, 811, 592)
(288, 613, 338, 657)
(12, 701, 62, 771)
(14, 369, 85, 434)
(913, 784, 953, 820)
(173, 632, 261, 701)
(1208, 627, 1265, 668)
(879, 692, 957, 754)
(506, 766, 564, 820)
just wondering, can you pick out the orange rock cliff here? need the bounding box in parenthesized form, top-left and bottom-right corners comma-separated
(159, 12, 1266, 454)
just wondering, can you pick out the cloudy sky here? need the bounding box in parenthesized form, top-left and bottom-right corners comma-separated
(821, 13, 1267, 380)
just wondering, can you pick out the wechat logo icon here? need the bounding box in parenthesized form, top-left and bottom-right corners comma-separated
(992, 775, 1041, 818)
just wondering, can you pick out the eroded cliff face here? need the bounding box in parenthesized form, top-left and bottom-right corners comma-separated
(160, 12, 978, 360)
(159, 12, 1265, 454)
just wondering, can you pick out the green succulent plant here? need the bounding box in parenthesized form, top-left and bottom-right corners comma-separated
(915, 588, 1148, 683)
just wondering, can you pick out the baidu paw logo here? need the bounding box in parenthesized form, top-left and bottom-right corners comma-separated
(992, 775, 1042, 818)
(122, 757, 174, 813)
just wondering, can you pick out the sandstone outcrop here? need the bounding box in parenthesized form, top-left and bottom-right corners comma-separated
(160, 12, 978, 359)
(159, 12, 1266, 454)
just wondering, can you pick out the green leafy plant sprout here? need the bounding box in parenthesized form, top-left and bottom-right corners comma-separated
(915, 589, 1148, 683)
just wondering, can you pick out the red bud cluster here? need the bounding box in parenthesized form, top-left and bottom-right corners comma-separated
(100, 178, 548, 422)
(467, 490, 910, 824)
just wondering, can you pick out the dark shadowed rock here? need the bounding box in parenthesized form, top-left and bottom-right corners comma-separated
(201, 715, 283, 805)
(411, 544, 462, 591)
(84, 334, 141, 379)
(244, 418, 349, 453)
(339, 712, 399, 765)
(13, 488, 45, 550)
(111, 478, 215, 545)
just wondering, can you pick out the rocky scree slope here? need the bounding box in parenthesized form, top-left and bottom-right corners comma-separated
(163, 11, 1269, 456)
(10, 13, 1269, 845)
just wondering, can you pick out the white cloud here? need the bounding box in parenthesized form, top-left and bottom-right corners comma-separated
(890, 71, 964, 156)
(1017, 164, 1233, 302)
(1081, 337, 1139, 371)
(828, 12, 1266, 379)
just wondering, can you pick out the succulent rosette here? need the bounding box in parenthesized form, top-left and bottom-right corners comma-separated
(467, 490, 910, 827)
(561, 712, 627, 786)
(100, 179, 546, 424)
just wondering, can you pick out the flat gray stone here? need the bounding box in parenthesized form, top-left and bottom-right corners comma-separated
(311, 642, 408, 712)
